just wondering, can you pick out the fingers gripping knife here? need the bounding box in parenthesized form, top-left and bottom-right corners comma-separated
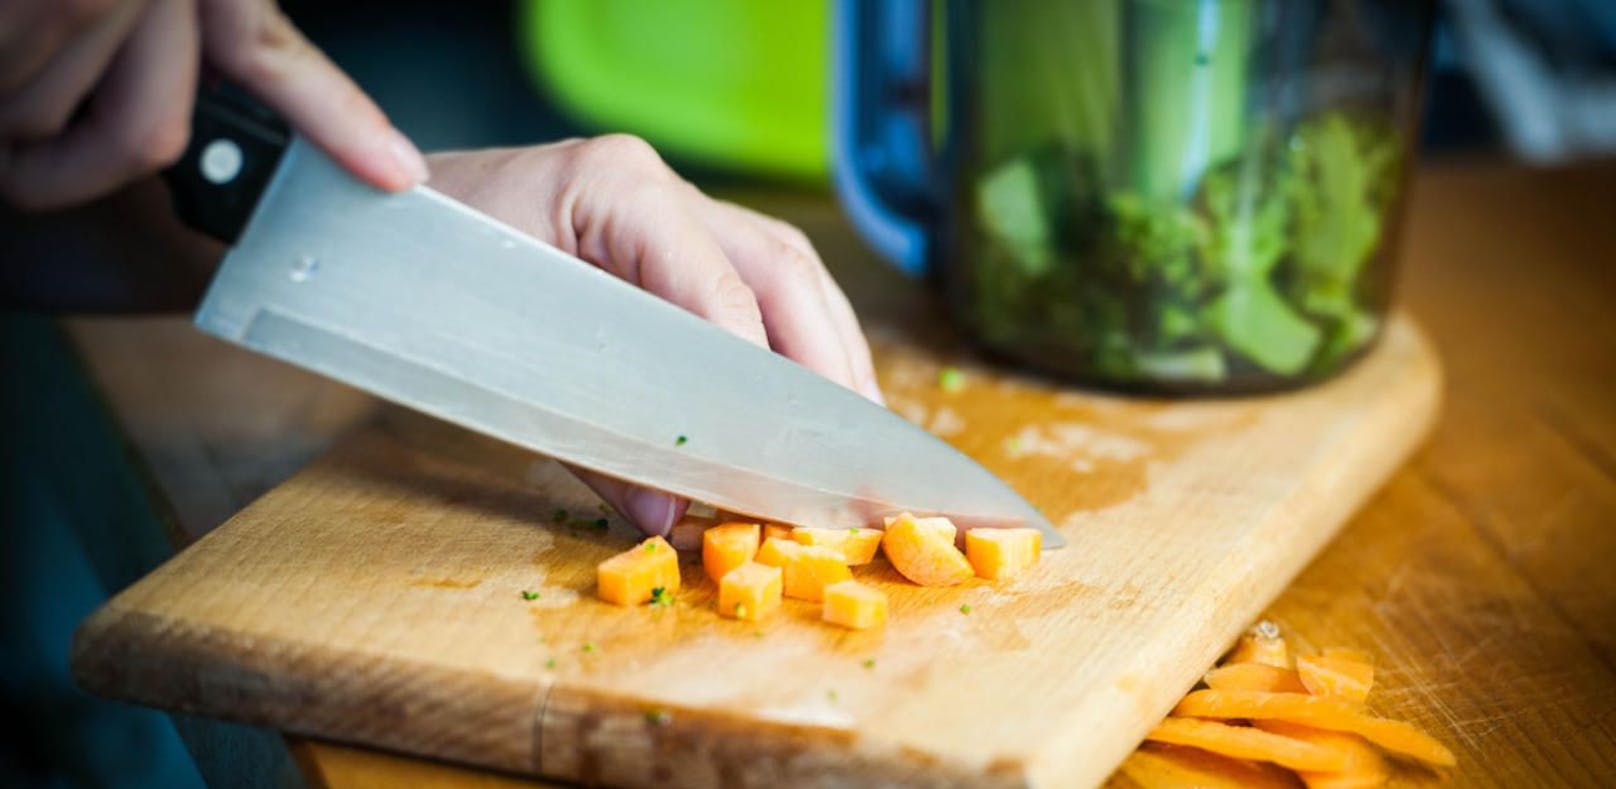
(162, 87, 1061, 545)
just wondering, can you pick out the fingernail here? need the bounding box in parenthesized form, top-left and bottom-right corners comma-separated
(387, 128, 430, 185)
(627, 489, 679, 537)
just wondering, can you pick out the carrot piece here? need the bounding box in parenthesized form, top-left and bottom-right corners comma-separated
(881, 513, 974, 587)
(702, 522, 761, 584)
(755, 536, 806, 568)
(883, 512, 957, 542)
(1226, 628, 1291, 668)
(667, 514, 717, 551)
(763, 523, 794, 543)
(1204, 662, 1308, 694)
(1145, 718, 1348, 772)
(1119, 743, 1300, 789)
(964, 527, 1043, 580)
(1172, 690, 1455, 767)
(821, 580, 888, 629)
(718, 561, 781, 622)
(1296, 653, 1374, 703)
(780, 545, 853, 602)
(596, 536, 680, 606)
(792, 527, 882, 565)
(1256, 722, 1388, 789)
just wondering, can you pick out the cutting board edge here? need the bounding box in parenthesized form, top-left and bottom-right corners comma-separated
(71, 602, 549, 776)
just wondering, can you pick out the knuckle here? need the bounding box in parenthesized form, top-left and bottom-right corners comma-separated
(579, 133, 666, 174)
(772, 241, 820, 283)
(711, 271, 764, 325)
(767, 218, 815, 253)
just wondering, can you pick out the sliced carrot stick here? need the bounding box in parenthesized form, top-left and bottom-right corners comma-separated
(1204, 662, 1308, 694)
(1226, 630, 1291, 668)
(1173, 690, 1455, 767)
(1145, 718, 1348, 772)
(1256, 722, 1388, 789)
(1296, 653, 1374, 703)
(1119, 743, 1300, 789)
(1322, 647, 1374, 666)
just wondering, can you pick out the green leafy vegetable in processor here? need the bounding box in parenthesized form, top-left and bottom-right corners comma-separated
(956, 0, 1413, 392)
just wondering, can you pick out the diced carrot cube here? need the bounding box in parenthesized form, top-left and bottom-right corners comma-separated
(881, 513, 973, 587)
(1297, 653, 1375, 703)
(667, 514, 716, 551)
(1172, 690, 1455, 767)
(781, 545, 852, 602)
(702, 522, 761, 584)
(1204, 662, 1308, 694)
(884, 512, 957, 542)
(792, 527, 882, 565)
(718, 561, 781, 622)
(1255, 721, 1388, 789)
(755, 536, 806, 568)
(1120, 743, 1299, 789)
(1144, 717, 1348, 772)
(763, 523, 794, 543)
(596, 536, 680, 606)
(821, 580, 888, 629)
(964, 527, 1042, 579)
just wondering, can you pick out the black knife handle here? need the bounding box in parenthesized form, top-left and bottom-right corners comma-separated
(163, 84, 289, 245)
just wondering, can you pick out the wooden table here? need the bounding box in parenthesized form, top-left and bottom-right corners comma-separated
(65, 158, 1616, 787)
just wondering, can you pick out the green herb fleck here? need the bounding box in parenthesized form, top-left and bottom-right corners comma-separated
(753, 630, 765, 639)
(649, 586, 674, 608)
(594, 517, 609, 530)
(644, 542, 657, 553)
(552, 508, 568, 523)
(581, 641, 596, 653)
(827, 689, 839, 703)
(937, 366, 965, 392)
(959, 604, 973, 615)
(734, 603, 749, 618)
(862, 658, 876, 669)
(1004, 437, 1023, 453)
(675, 434, 689, 446)
(521, 590, 540, 601)
(849, 527, 859, 534)
(544, 657, 557, 670)
(645, 708, 672, 726)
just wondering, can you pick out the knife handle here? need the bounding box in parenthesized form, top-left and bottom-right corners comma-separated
(163, 84, 290, 245)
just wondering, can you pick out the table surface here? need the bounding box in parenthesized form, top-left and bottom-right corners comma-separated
(66, 158, 1616, 788)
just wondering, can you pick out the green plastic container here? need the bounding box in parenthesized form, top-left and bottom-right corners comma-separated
(518, 0, 831, 182)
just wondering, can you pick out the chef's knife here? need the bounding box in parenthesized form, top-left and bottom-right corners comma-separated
(166, 89, 1062, 547)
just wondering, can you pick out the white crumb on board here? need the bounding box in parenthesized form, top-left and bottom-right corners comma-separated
(928, 406, 966, 436)
(1005, 422, 1152, 474)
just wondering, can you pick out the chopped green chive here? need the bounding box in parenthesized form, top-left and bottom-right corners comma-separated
(581, 642, 596, 653)
(826, 689, 839, 703)
(1005, 437, 1023, 453)
(675, 434, 689, 446)
(959, 604, 973, 615)
(753, 630, 765, 639)
(544, 657, 557, 670)
(649, 586, 674, 608)
(862, 658, 876, 669)
(938, 366, 965, 392)
(734, 603, 749, 618)
(645, 709, 671, 726)
(521, 590, 540, 601)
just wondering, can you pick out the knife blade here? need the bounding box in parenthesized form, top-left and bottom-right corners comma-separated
(169, 91, 1061, 547)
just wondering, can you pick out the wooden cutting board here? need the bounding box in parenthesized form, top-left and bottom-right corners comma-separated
(72, 315, 1439, 788)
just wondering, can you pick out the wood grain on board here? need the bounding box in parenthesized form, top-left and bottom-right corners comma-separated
(63, 159, 1616, 787)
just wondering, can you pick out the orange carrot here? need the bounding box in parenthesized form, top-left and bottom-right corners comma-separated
(1173, 690, 1456, 767)
(1119, 743, 1300, 789)
(1145, 717, 1347, 772)
(1204, 662, 1309, 694)
(1255, 722, 1387, 789)
(1296, 653, 1374, 703)
(1227, 630, 1291, 668)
